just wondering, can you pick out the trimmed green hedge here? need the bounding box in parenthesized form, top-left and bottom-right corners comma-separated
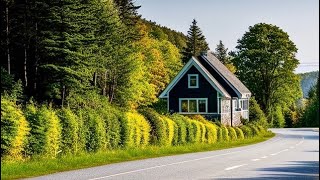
(170, 114, 187, 145)
(234, 127, 245, 140)
(1, 98, 30, 160)
(227, 127, 237, 141)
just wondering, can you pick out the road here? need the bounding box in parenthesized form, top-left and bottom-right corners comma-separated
(28, 128, 319, 180)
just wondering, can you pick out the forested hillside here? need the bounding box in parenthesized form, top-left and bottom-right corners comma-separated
(298, 71, 319, 98)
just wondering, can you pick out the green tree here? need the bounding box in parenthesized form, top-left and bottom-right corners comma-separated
(232, 23, 302, 121)
(248, 97, 268, 127)
(214, 40, 236, 73)
(182, 19, 209, 63)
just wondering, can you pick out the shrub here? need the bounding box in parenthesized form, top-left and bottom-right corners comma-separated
(80, 109, 106, 152)
(239, 125, 252, 138)
(182, 117, 195, 143)
(227, 127, 237, 141)
(139, 108, 167, 145)
(257, 125, 266, 135)
(1, 98, 30, 160)
(170, 114, 187, 145)
(161, 116, 177, 146)
(25, 104, 62, 158)
(99, 106, 121, 149)
(204, 123, 217, 144)
(123, 112, 151, 148)
(220, 126, 230, 141)
(234, 127, 245, 140)
(58, 108, 79, 154)
(248, 124, 261, 136)
(269, 106, 286, 128)
(216, 126, 223, 142)
(249, 97, 268, 127)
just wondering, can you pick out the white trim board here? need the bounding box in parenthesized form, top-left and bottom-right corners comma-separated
(159, 57, 230, 98)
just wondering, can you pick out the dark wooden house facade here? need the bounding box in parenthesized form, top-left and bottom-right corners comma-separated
(159, 51, 251, 126)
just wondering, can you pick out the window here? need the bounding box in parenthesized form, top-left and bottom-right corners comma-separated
(239, 99, 249, 110)
(179, 98, 207, 113)
(188, 74, 199, 88)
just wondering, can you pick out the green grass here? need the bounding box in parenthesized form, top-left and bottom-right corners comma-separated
(1, 133, 274, 180)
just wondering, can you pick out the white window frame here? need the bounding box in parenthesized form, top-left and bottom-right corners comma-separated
(188, 74, 199, 88)
(179, 98, 208, 113)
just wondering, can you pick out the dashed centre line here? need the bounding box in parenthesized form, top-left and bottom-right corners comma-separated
(261, 156, 268, 159)
(251, 159, 260, 161)
(225, 164, 248, 171)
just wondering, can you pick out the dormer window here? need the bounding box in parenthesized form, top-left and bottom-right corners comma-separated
(188, 74, 199, 88)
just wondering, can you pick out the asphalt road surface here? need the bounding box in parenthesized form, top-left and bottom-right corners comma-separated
(28, 128, 319, 180)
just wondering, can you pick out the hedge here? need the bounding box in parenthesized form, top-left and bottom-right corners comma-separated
(239, 125, 253, 138)
(25, 104, 62, 158)
(1, 98, 30, 160)
(58, 108, 80, 154)
(123, 112, 151, 148)
(227, 127, 237, 141)
(170, 114, 187, 145)
(220, 126, 230, 142)
(234, 127, 245, 140)
(139, 108, 167, 145)
(161, 116, 177, 146)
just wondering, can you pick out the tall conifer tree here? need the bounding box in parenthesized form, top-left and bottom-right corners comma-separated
(182, 19, 209, 63)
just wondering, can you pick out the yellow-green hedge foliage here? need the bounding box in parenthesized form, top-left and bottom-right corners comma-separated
(58, 108, 80, 154)
(161, 116, 177, 146)
(190, 115, 217, 144)
(216, 126, 223, 142)
(234, 127, 245, 140)
(248, 124, 260, 136)
(99, 107, 122, 149)
(220, 126, 230, 142)
(139, 108, 167, 145)
(25, 104, 62, 158)
(239, 125, 253, 138)
(170, 114, 187, 145)
(123, 112, 151, 148)
(82, 109, 106, 152)
(227, 127, 237, 141)
(1, 98, 30, 160)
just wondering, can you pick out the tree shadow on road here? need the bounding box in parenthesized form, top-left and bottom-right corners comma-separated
(214, 161, 319, 180)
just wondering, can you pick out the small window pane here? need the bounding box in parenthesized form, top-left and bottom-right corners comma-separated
(199, 100, 206, 112)
(189, 100, 197, 112)
(189, 75, 198, 87)
(181, 100, 188, 112)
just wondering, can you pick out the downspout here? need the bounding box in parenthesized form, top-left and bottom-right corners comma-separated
(230, 98, 233, 127)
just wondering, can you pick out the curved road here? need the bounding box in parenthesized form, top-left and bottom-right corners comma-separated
(28, 128, 319, 180)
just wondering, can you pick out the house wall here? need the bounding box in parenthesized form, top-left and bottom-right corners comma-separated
(220, 98, 231, 125)
(232, 111, 242, 126)
(169, 66, 218, 113)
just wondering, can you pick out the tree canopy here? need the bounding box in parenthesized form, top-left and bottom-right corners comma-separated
(231, 23, 302, 124)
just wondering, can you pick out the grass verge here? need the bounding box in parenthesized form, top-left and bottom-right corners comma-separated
(1, 133, 274, 180)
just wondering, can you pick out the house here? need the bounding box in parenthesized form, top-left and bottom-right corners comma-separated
(159, 51, 251, 126)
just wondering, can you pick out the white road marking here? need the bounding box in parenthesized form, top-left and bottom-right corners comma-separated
(270, 149, 289, 156)
(290, 146, 294, 149)
(225, 164, 248, 171)
(261, 156, 268, 159)
(88, 135, 285, 180)
(296, 140, 304, 146)
(251, 159, 260, 161)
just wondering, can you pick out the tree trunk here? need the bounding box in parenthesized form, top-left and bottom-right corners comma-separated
(6, 6, 11, 74)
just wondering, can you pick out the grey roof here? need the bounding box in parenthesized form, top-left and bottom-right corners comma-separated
(200, 51, 251, 97)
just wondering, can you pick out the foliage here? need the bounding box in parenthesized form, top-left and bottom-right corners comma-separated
(269, 106, 286, 128)
(298, 71, 319, 98)
(123, 112, 151, 148)
(1, 98, 30, 160)
(182, 19, 209, 63)
(234, 127, 245, 140)
(58, 108, 80, 154)
(239, 125, 253, 138)
(25, 104, 62, 158)
(220, 126, 230, 142)
(232, 23, 302, 120)
(249, 97, 268, 127)
(227, 127, 237, 141)
(170, 114, 187, 145)
(213, 40, 236, 73)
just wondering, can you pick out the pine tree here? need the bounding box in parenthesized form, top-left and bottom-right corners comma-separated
(214, 40, 236, 73)
(113, 0, 141, 26)
(182, 19, 209, 63)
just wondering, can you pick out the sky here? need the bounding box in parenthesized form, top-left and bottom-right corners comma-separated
(135, 0, 319, 73)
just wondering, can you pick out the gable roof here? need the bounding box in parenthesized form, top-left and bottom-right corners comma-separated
(200, 51, 251, 98)
(159, 57, 230, 98)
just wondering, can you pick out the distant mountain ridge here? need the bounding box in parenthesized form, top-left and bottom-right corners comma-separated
(298, 71, 319, 98)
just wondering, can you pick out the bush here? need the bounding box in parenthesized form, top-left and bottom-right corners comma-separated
(227, 127, 237, 141)
(58, 108, 80, 154)
(249, 97, 268, 127)
(99, 106, 122, 149)
(123, 112, 151, 148)
(1, 98, 30, 160)
(79, 109, 106, 152)
(269, 106, 285, 128)
(234, 127, 245, 140)
(216, 126, 223, 142)
(220, 126, 229, 141)
(248, 124, 260, 136)
(189, 115, 217, 143)
(170, 114, 187, 145)
(25, 104, 62, 158)
(239, 125, 252, 138)
(139, 108, 167, 145)
(161, 116, 177, 146)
